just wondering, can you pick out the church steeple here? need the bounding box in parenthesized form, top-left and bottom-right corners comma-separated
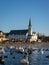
(29, 18, 31, 26)
(28, 18, 32, 35)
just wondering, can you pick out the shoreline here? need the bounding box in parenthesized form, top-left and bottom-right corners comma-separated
(0, 41, 49, 47)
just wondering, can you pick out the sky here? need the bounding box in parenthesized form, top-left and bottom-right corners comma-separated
(0, 0, 49, 35)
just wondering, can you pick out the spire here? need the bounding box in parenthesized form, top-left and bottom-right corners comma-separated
(29, 18, 31, 26)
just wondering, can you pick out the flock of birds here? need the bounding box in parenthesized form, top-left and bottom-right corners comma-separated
(0, 45, 49, 65)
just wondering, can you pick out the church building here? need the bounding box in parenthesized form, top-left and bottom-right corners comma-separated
(6, 19, 37, 42)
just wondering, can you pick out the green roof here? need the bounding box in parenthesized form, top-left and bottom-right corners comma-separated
(9, 29, 28, 35)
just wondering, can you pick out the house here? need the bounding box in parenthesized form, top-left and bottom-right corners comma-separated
(0, 31, 8, 42)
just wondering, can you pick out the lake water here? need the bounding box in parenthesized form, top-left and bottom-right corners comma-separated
(0, 46, 49, 65)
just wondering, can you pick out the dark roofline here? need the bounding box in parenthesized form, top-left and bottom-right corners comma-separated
(9, 29, 28, 35)
(10, 29, 28, 31)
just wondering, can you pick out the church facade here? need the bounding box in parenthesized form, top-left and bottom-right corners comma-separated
(6, 19, 38, 42)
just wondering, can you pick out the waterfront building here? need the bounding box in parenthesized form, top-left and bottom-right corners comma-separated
(0, 31, 8, 42)
(7, 29, 28, 42)
(6, 18, 37, 42)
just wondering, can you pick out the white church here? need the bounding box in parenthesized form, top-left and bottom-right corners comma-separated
(6, 18, 38, 42)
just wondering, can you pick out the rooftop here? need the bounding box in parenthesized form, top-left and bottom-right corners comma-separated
(9, 29, 28, 35)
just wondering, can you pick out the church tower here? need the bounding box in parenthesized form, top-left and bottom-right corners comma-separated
(27, 18, 32, 42)
(28, 18, 32, 35)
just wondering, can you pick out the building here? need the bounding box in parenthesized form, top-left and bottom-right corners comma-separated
(0, 31, 8, 42)
(6, 18, 38, 42)
(27, 18, 37, 42)
(6, 29, 28, 42)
